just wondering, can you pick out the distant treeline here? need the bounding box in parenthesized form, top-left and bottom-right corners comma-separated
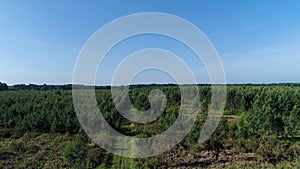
(1, 82, 300, 91)
(1, 83, 111, 91)
(0, 82, 8, 91)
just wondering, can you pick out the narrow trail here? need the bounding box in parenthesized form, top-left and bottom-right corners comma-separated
(111, 116, 134, 169)
(223, 115, 240, 119)
(109, 104, 240, 168)
(110, 115, 122, 169)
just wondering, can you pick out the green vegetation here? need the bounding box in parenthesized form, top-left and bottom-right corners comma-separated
(0, 82, 8, 91)
(0, 83, 299, 168)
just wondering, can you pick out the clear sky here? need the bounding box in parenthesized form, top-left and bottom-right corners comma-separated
(1, 0, 300, 85)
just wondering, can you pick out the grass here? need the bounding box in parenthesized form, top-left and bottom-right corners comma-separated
(0, 132, 71, 168)
(1, 127, 299, 168)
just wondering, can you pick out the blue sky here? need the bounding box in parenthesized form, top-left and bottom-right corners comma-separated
(0, 0, 300, 85)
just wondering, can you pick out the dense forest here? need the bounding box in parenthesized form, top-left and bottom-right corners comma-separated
(0, 82, 299, 168)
